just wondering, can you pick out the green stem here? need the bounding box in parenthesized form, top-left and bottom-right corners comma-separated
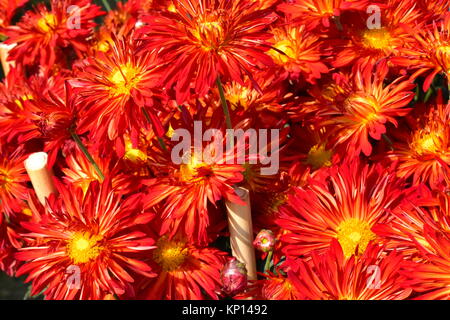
(382, 134, 394, 151)
(70, 131, 105, 181)
(216, 76, 233, 130)
(3, 212, 10, 224)
(101, 0, 112, 11)
(264, 250, 273, 274)
(142, 107, 168, 151)
(23, 286, 32, 300)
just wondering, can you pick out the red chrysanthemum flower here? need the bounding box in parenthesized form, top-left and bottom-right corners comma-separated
(5, 0, 104, 68)
(386, 102, 450, 189)
(143, 132, 244, 244)
(15, 180, 156, 300)
(277, 160, 406, 259)
(72, 34, 164, 144)
(220, 71, 287, 117)
(291, 240, 411, 300)
(320, 62, 415, 156)
(267, 24, 330, 83)
(138, 236, 227, 300)
(0, 68, 47, 142)
(393, 13, 450, 91)
(0, 69, 79, 165)
(139, 0, 277, 103)
(332, 0, 422, 72)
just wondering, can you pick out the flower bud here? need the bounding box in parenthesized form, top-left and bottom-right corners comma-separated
(253, 229, 276, 252)
(221, 257, 248, 296)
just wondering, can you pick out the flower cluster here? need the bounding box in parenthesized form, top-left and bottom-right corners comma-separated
(0, 0, 449, 300)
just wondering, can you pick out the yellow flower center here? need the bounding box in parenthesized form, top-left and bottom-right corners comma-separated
(179, 152, 208, 182)
(336, 218, 376, 258)
(411, 131, 442, 156)
(362, 28, 392, 50)
(67, 232, 103, 264)
(418, 136, 439, 153)
(109, 64, 142, 96)
(124, 140, 147, 163)
(306, 144, 332, 169)
(167, 3, 176, 12)
(37, 13, 57, 33)
(95, 41, 110, 53)
(0, 170, 9, 188)
(153, 238, 188, 271)
(228, 87, 250, 108)
(0, 167, 14, 189)
(270, 39, 296, 64)
(22, 208, 33, 216)
(192, 17, 224, 50)
(436, 45, 450, 55)
(225, 83, 259, 110)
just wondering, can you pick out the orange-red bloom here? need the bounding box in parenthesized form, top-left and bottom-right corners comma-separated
(139, 0, 277, 103)
(73, 35, 164, 144)
(16, 180, 156, 300)
(320, 63, 415, 156)
(292, 240, 411, 300)
(393, 13, 450, 91)
(277, 160, 406, 259)
(138, 236, 227, 299)
(387, 102, 450, 189)
(5, 0, 104, 68)
(332, 0, 422, 72)
(0, 69, 78, 165)
(143, 131, 244, 244)
(0, 0, 449, 301)
(267, 24, 329, 83)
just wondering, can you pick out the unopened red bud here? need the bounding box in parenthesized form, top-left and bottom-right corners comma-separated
(253, 229, 276, 252)
(221, 257, 248, 296)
